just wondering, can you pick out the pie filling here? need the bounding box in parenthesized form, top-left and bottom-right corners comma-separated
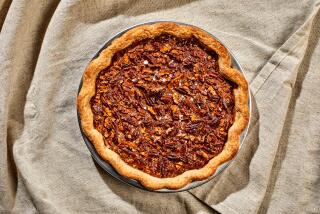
(90, 34, 235, 178)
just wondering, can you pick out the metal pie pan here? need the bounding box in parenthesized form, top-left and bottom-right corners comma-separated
(77, 21, 251, 193)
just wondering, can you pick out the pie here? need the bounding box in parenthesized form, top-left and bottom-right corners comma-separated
(77, 22, 249, 190)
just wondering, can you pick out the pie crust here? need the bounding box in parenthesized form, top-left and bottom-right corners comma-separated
(77, 22, 249, 190)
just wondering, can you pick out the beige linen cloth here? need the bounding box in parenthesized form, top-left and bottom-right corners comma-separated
(1, 0, 320, 213)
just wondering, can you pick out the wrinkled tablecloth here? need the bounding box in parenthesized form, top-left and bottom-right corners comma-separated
(1, 0, 319, 213)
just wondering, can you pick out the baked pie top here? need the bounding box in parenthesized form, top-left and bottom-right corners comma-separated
(78, 22, 249, 189)
(91, 34, 235, 178)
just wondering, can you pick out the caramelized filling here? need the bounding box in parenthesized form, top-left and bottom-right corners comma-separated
(91, 34, 235, 178)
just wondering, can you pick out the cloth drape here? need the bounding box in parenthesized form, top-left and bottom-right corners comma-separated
(1, 0, 319, 213)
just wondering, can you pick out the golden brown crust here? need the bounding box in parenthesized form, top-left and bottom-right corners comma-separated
(77, 22, 249, 190)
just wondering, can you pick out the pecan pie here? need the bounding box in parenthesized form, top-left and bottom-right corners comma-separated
(77, 22, 249, 190)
